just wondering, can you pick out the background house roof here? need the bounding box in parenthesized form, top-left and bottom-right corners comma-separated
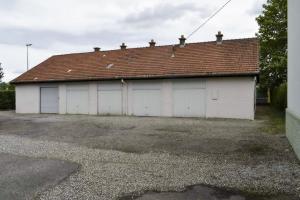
(11, 38, 259, 84)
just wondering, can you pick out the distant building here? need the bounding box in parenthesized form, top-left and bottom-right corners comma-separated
(11, 33, 259, 119)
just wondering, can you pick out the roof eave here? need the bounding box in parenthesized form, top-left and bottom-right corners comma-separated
(11, 72, 259, 84)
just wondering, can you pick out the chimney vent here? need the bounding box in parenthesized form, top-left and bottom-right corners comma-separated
(120, 43, 127, 50)
(216, 31, 223, 44)
(171, 45, 176, 58)
(94, 47, 100, 52)
(149, 39, 156, 47)
(179, 35, 186, 47)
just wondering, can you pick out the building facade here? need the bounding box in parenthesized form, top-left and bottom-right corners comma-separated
(287, 0, 300, 159)
(15, 77, 256, 119)
(12, 35, 259, 119)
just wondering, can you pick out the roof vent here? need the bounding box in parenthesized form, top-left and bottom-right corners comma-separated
(106, 63, 114, 69)
(171, 45, 176, 58)
(149, 39, 156, 47)
(67, 69, 72, 73)
(94, 47, 100, 52)
(179, 35, 186, 47)
(120, 43, 127, 50)
(216, 31, 223, 44)
(33, 77, 38, 80)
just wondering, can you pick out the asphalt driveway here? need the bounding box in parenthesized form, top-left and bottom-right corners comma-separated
(0, 153, 79, 200)
(0, 106, 299, 199)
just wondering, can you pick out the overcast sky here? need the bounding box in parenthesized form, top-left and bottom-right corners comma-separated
(0, 0, 266, 82)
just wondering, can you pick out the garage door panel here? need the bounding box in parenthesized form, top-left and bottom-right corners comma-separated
(173, 88, 205, 117)
(173, 79, 206, 89)
(98, 90, 122, 115)
(66, 86, 89, 114)
(133, 89, 161, 116)
(40, 87, 58, 114)
(131, 82, 161, 90)
(98, 82, 122, 91)
(67, 85, 88, 91)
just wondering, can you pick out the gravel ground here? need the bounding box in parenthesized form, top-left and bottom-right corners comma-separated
(0, 107, 299, 199)
(0, 109, 295, 157)
(0, 135, 299, 199)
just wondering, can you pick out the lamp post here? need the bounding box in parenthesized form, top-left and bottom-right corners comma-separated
(26, 44, 32, 71)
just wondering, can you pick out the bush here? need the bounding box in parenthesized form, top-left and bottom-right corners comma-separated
(271, 83, 287, 110)
(0, 82, 15, 91)
(0, 90, 15, 110)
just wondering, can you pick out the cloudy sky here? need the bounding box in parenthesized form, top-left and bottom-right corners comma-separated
(0, 0, 266, 82)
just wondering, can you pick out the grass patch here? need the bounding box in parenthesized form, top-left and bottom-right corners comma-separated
(247, 144, 267, 155)
(238, 142, 273, 155)
(256, 106, 285, 135)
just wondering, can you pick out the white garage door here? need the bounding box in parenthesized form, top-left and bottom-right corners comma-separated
(40, 87, 58, 113)
(66, 85, 89, 114)
(133, 89, 161, 116)
(98, 83, 122, 115)
(173, 80, 206, 117)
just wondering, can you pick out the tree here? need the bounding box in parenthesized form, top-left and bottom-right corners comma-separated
(0, 63, 3, 82)
(0, 82, 15, 91)
(256, 0, 287, 91)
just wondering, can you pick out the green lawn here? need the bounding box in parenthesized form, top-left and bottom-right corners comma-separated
(256, 105, 285, 135)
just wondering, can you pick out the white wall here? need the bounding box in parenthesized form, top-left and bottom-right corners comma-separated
(15, 84, 40, 113)
(89, 82, 98, 115)
(206, 77, 255, 119)
(286, 0, 300, 159)
(57, 82, 98, 115)
(125, 77, 254, 119)
(98, 81, 123, 115)
(58, 84, 67, 114)
(288, 0, 300, 118)
(15, 77, 255, 119)
(127, 80, 163, 116)
(161, 80, 173, 117)
(121, 81, 128, 115)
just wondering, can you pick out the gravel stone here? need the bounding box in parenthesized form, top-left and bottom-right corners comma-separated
(0, 135, 299, 200)
(0, 108, 299, 199)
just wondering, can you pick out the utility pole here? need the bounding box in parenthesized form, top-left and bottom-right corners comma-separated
(26, 44, 32, 71)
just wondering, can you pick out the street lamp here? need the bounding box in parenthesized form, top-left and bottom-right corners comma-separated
(26, 44, 32, 71)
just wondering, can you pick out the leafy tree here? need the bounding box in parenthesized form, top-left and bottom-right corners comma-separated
(0, 63, 3, 82)
(256, 0, 287, 90)
(0, 82, 15, 91)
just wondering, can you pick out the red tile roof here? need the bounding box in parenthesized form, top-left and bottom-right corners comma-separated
(11, 38, 259, 84)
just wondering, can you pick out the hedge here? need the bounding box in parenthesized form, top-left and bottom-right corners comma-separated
(0, 90, 15, 110)
(271, 83, 287, 111)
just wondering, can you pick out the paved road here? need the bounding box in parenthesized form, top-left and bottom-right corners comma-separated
(0, 153, 79, 200)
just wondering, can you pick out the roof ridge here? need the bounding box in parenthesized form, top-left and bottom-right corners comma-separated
(52, 37, 258, 57)
(11, 36, 259, 84)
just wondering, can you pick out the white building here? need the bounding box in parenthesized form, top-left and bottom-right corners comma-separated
(287, 0, 300, 159)
(12, 34, 259, 119)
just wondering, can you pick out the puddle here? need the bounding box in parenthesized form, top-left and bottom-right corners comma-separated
(119, 185, 298, 200)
